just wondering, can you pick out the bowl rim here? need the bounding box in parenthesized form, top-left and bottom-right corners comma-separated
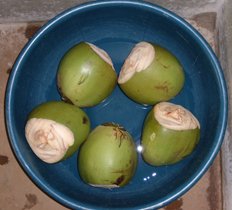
(5, 0, 228, 209)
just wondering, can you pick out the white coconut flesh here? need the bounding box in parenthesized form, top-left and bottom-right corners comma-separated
(25, 118, 74, 163)
(154, 102, 200, 131)
(118, 41, 155, 84)
(90, 184, 119, 189)
(87, 42, 115, 70)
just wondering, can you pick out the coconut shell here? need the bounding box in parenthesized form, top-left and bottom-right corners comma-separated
(57, 42, 117, 107)
(119, 44, 185, 105)
(27, 101, 90, 160)
(141, 109, 200, 166)
(78, 124, 138, 187)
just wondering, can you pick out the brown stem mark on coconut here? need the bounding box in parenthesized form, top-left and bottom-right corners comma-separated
(113, 175, 125, 186)
(156, 58, 169, 69)
(102, 122, 126, 131)
(154, 81, 170, 93)
(78, 74, 89, 85)
(102, 123, 128, 147)
(82, 116, 88, 124)
(160, 63, 169, 69)
(57, 75, 74, 105)
(113, 127, 128, 147)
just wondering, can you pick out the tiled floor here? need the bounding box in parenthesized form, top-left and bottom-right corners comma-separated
(0, 17, 222, 210)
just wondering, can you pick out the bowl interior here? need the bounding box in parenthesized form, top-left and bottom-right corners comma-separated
(6, 1, 227, 209)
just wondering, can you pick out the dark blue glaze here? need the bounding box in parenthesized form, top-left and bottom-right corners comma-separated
(5, 1, 228, 209)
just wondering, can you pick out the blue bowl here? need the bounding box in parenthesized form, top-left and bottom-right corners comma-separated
(5, 1, 228, 209)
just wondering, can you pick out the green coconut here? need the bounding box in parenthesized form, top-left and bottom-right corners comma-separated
(25, 101, 90, 163)
(78, 123, 138, 188)
(57, 42, 117, 107)
(141, 102, 200, 166)
(118, 41, 185, 105)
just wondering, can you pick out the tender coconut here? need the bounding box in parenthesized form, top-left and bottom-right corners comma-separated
(154, 102, 200, 130)
(118, 41, 155, 84)
(57, 42, 117, 107)
(78, 123, 137, 188)
(25, 118, 74, 163)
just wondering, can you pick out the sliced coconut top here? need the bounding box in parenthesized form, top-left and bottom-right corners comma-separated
(154, 102, 200, 130)
(87, 42, 115, 70)
(25, 118, 74, 163)
(118, 41, 155, 84)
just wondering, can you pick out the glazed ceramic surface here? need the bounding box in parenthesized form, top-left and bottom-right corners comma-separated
(5, 1, 227, 209)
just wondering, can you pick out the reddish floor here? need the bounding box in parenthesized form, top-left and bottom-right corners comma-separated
(0, 17, 222, 210)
